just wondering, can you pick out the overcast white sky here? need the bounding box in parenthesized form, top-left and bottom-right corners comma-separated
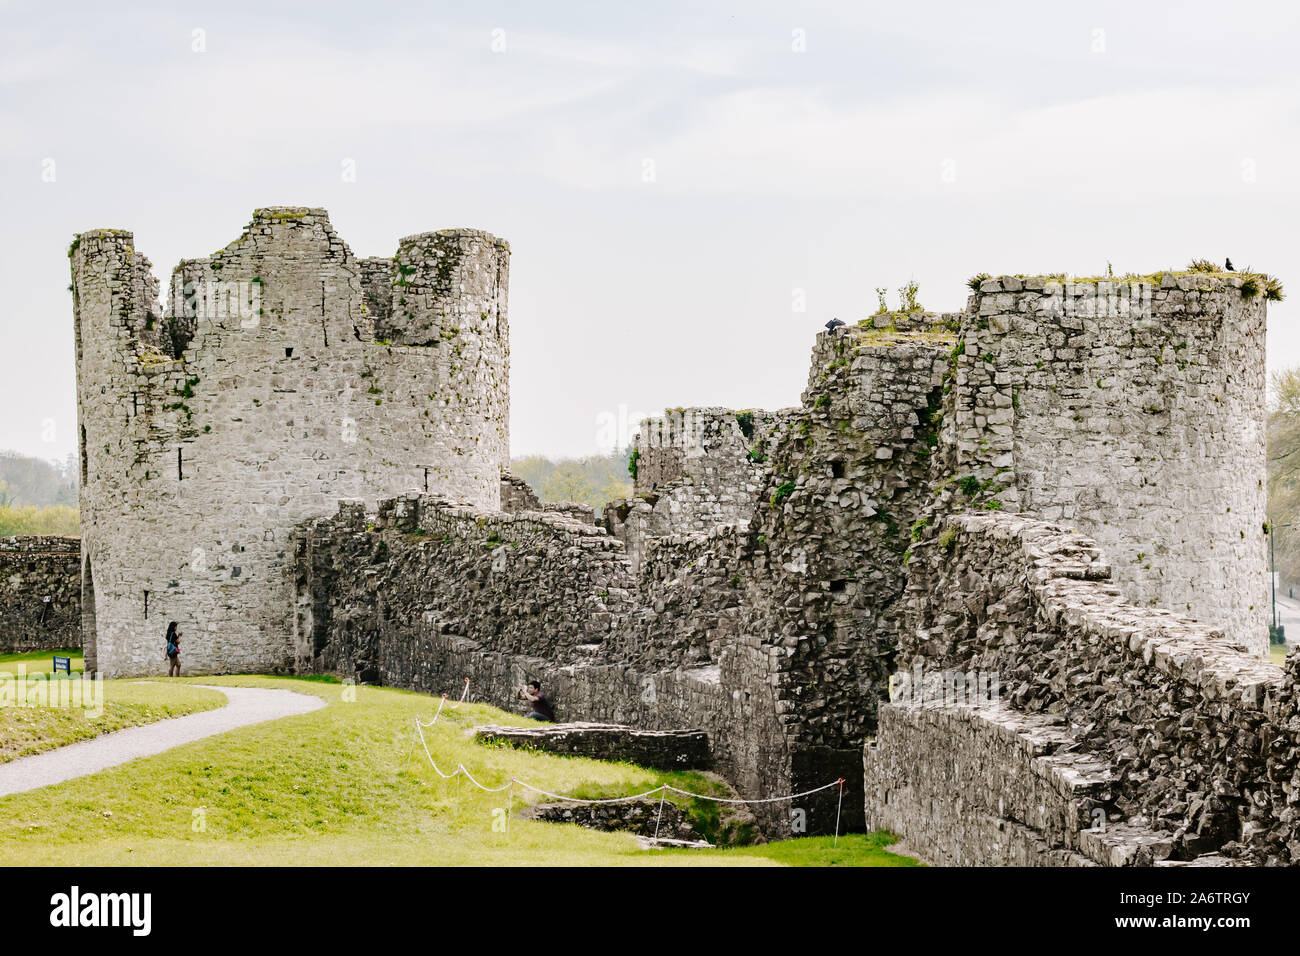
(2, 0, 1296, 463)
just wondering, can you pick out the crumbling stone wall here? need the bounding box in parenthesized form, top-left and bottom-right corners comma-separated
(293, 493, 797, 833)
(296, 322, 961, 835)
(473, 723, 711, 770)
(0, 536, 81, 653)
(736, 319, 955, 798)
(867, 509, 1290, 865)
(500, 473, 541, 513)
(953, 275, 1269, 653)
(608, 408, 788, 569)
(72, 208, 510, 676)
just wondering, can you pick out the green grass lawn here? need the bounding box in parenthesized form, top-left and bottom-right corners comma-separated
(1271, 644, 1289, 667)
(0, 648, 86, 675)
(0, 649, 224, 763)
(0, 672, 917, 867)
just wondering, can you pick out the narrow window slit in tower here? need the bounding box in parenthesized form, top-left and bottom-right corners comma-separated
(285, 347, 294, 358)
(143, 590, 149, 619)
(132, 392, 138, 416)
(424, 468, 429, 492)
(177, 447, 183, 481)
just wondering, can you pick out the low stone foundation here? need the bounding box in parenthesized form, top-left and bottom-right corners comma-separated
(473, 722, 711, 770)
(520, 800, 703, 843)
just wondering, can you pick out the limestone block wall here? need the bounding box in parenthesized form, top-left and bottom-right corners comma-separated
(499, 472, 541, 513)
(292, 494, 801, 834)
(0, 536, 81, 653)
(294, 324, 964, 835)
(742, 322, 953, 769)
(953, 275, 1269, 653)
(71, 208, 510, 677)
(877, 510, 1295, 864)
(629, 409, 786, 537)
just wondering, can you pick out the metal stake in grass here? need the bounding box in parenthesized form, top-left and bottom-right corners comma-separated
(653, 784, 668, 841)
(834, 778, 845, 847)
(506, 779, 514, 840)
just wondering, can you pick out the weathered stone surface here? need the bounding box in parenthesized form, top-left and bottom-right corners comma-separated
(0, 536, 80, 653)
(519, 799, 702, 843)
(879, 510, 1292, 865)
(474, 722, 710, 770)
(65, 224, 1276, 862)
(951, 279, 1268, 654)
(72, 210, 510, 677)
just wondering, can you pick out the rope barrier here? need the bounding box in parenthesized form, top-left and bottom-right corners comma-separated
(447, 676, 471, 710)
(412, 713, 844, 808)
(408, 678, 850, 844)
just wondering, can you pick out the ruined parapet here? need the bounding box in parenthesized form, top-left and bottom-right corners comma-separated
(951, 273, 1270, 654)
(633, 406, 781, 496)
(735, 319, 956, 809)
(500, 472, 542, 513)
(626, 407, 788, 547)
(872, 509, 1287, 864)
(72, 208, 510, 676)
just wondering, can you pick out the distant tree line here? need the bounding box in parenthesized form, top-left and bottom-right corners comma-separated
(511, 447, 634, 511)
(0, 451, 79, 536)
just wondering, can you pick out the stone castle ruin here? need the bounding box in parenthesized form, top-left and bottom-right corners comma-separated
(72, 208, 1294, 863)
(71, 208, 508, 676)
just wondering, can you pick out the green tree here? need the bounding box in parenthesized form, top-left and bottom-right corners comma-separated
(1268, 367, 1300, 592)
(541, 463, 597, 504)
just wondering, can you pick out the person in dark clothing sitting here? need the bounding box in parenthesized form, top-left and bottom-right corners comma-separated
(517, 680, 554, 721)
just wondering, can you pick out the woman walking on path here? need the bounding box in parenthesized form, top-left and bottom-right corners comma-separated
(165, 621, 182, 677)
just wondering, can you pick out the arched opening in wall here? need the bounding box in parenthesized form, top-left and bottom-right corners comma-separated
(81, 555, 97, 674)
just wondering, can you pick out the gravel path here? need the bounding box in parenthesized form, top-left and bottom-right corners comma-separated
(0, 684, 325, 798)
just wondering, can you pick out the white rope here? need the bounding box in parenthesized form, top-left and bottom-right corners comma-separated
(410, 682, 847, 811)
(415, 713, 842, 806)
(415, 695, 447, 728)
(665, 780, 837, 806)
(454, 762, 515, 793)
(413, 717, 460, 779)
(447, 676, 472, 710)
(512, 779, 676, 805)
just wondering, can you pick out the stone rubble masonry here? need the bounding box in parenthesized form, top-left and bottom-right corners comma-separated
(955, 275, 1268, 654)
(0, 536, 81, 653)
(472, 723, 711, 770)
(294, 322, 960, 836)
(520, 799, 702, 843)
(64, 222, 1275, 862)
(71, 208, 509, 677)
(292, 492, 807, 835)
(868, 508, 1285, 865)
(606, 407, 790, 571)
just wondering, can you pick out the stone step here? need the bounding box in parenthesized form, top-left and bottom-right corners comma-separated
(865, 699, 1204, 867)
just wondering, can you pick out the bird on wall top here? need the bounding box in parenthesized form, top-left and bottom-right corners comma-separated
(824, 317, 845, 334)
(1225, 258, 1235, 271)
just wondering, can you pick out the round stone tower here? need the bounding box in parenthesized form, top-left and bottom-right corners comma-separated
(951, 273, 1270, 654)
(71, 208, 510, 676)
